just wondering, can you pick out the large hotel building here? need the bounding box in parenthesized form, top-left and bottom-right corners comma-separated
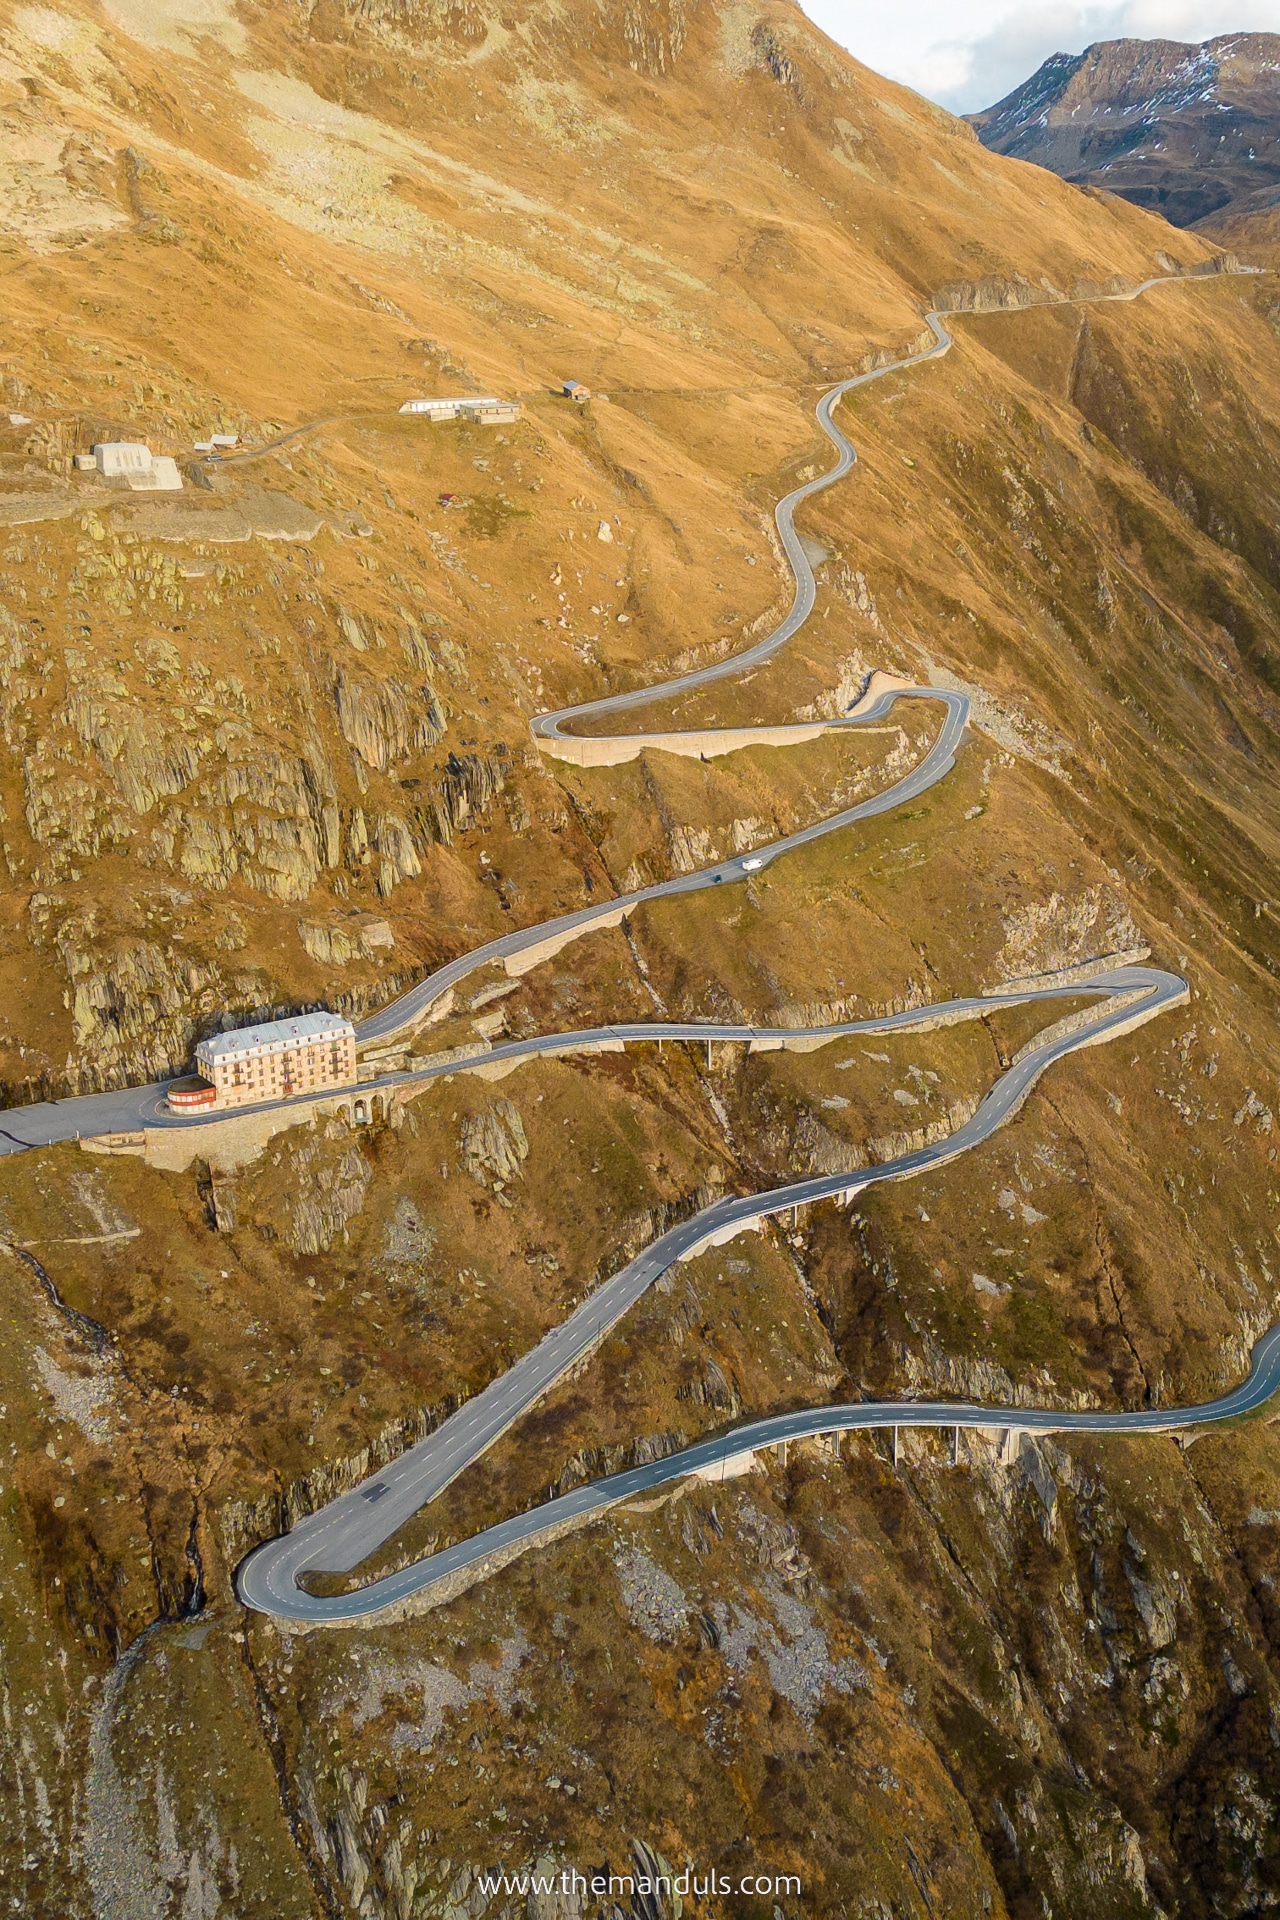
(168, 1012, 358, 1113)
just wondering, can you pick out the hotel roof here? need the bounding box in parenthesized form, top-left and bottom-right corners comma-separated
(197, 1011, 355, 1062)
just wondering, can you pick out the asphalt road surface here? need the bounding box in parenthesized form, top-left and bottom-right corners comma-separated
(236, 269, 1260, 1625)
(0, 677, 956, 1155)
(238, 962, 1201, 1624)
(243, 1319, 1280, 1628)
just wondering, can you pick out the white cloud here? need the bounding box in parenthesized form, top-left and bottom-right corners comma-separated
(802, 0, 1280, 112)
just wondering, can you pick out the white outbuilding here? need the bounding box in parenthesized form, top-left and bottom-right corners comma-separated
(94, 441, 153, 478)
(400, 398, 465, 420)
(399, 396, 518, 423)
(460, 399, 521, 423)
(129, 456, 184, 492)
(92, 442, 183, 491)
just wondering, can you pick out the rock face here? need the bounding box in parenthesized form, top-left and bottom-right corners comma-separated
(335, 670, 446, 774)
(0, 557, 512, 1087)
(412, 752, 506, 849)
(968, 34, 1280, 229)
(11, 0, 1280, 1913)
(236, 1118, 373, 1253)
(458, 1099, 528, 1189)
(55, 914, 224, 1088)
(298, 917, 394, 966)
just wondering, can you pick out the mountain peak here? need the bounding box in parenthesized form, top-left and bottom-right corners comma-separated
(967, 31, 1280, 228)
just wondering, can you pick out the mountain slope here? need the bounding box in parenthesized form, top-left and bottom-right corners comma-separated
(968, 33, 1280, 230)
(4, 4, 1280, 1919)
(0, 0, 1213, 1101)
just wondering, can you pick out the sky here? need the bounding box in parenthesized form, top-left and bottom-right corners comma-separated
(802, 0, 1280, 113)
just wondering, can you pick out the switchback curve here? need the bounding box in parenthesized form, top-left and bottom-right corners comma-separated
(238, 266, 1262, 1626)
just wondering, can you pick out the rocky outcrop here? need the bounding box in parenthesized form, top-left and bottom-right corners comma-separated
(21, 759, 133, 866)
(335, 670, 446, 773)
(168, 806, 329, 903)
(62, 677, 204, 812)
(199, 741, 336, 818)
(375, 1195, 436, 1285)
(168, 744, 343, 900)
(676, 1357, 740, 1412)
(220, 1390, 470, 1566)
(0, 596, 507, 1082)
(622, 0, 687, 75)
(993, 886, 1142, 985)
(374, 814, 421, 897)
(410, 751, 506, 847)
(458, 1099, 528, 1189)
(169, 810, 233, 888)
(932, 276, 1067, 315)
(868, 1095, 980, 1165)
(250, 811, 330, 904)
(792, 1110, 867, 1177)
(298, 917, 394, 965)
(287, 1141, 372, 1253)
(52, 912, 227, 1088)
(236, 1119, 373, 1254)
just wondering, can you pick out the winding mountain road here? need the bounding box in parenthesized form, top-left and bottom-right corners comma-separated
(235, 265, 1269, 1626)
(239, 962, 1209, 1626)
(243, 1315, 1280, 1629)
